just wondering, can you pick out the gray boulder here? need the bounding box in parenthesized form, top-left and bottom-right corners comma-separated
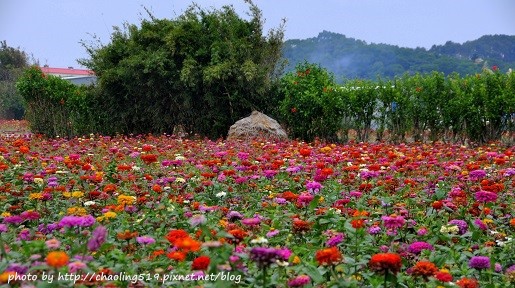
(227, 111, 288, 140)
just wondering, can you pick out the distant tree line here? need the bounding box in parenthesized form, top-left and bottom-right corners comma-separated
(0, 40, 29, 119)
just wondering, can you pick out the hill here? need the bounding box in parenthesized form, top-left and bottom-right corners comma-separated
(282, 31, 515, 81)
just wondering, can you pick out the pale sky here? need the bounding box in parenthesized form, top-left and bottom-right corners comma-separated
(1, 0, 514, 68)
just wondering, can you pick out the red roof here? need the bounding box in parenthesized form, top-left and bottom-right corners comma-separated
(40, 67, 95, 76)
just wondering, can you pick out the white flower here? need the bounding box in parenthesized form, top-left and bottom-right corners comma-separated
(84, 201, 96, 206)
(175, 154, 186, 161)
(250, 237, 268, 244)
(175, 177, 186, 184)
(33, 178, 44, 185)
(216, 191, 227, 198)
(132, 166, 141, 171)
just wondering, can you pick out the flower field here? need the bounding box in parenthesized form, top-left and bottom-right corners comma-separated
(0, 126, 514, 287)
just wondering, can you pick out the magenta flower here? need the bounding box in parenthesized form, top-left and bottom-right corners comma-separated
(288, 275, 311, 287)
(381, 215, 406, 230)
(408, 241, 434, 254)
(474, 190, 498, 203)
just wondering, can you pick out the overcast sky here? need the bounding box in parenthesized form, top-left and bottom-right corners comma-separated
(1, 0, 514, 68)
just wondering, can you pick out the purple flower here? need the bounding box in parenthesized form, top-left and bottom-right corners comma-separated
(368, 226, 382, 235)
(59, 215, 95, 228)
(136, 236, 156, 245)
(18, 229, 31, 240)
(189, 214, 207, 227)
(87, 225, 107, 252)
(326, 233, 345, 247)
(503, 168, 515, 177)
(250, 246, 290, 267)
(6, 263, 28, 275)
(448, 219, 468, 235)
(468, 169, 486, 181)
(469, 256, 491, 270)
(263, 169, 277, 179)
(474, 190, 498, 203)
(288, 275, 311, 287)
(417, 228, 428, 236)
(275, 197, 287, 205)
(408, 241, 434, 254)
(227, 211, 244, 222)
(0, 224, 8, 233)
(306, 181, 323, 194)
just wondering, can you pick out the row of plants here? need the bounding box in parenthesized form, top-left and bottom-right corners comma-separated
(279, 62, 515, 144)
(15, 63, 515, 145)
(0, 128, 514, 287)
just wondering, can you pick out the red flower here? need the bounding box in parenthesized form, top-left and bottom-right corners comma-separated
(191, 256, 211, 270)
(315, 247, 343, 266)
(166, 229, 189, 245)
(299, 148, 311, 157)
(435, 270, 453, 282)
(456, 277, 479, 288)
(368, 253, 402, 274)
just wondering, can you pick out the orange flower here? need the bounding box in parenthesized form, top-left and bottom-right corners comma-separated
(351, 219, 365, 229)
(116, 230, 139, 241)
(368, 253, 402, 274)
(175, 237, 201, 253)
(411, 261, 438, 281)
(509, 218, 515, 227)
(292, 218, 312, 233)
(315, 247, 343, 266)
(166, 251, 186, 262)
(0, 271, 17, 284)
(46, 251, 69, 268)
(191, 255, 211, 270)
(228, 229, 248, 244)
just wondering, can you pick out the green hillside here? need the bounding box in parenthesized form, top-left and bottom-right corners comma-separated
(282, 31, 515, 81)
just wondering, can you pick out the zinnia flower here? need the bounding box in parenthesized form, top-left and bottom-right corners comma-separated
(468, 256, 490, 270)
(448, 219, 468, 235)
(191, 255, 211, 270)
(87, 225, 107, 252)
(315, 247, 343, 266)
(288, 275, 311, 287)
(368, 253, 402, 275)
(474, 190, 498, 203)
(410, 261, 438, 281)
(46, 251, 69, 268)
(456, 277, 479, 288)
(407, 241, 434, 254)
(381, 214, 405, 230)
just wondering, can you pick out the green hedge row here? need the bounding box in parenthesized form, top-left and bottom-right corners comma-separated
(279, 62, 515, 144)
(16, 64, 515, 144)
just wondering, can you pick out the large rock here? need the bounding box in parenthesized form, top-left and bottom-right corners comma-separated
(227, 111, 288, 141)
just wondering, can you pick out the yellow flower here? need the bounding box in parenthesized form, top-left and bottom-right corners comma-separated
(33, 177, 44, 185)
(1, 212, 11, 217)
(71, 191, 84, 198)
(319, 196, 324, 203)
(29, 193, 43, 200)
(67, 207, 88, 216)
(117, 195, 136, 206)
(97, 211, 117, 222)
(292, 256, 301, 265)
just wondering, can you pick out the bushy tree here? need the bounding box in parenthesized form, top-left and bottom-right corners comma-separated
(279, 62, 343, 141)
(0, 41, 30, 119)
(80, 1, 285, 138)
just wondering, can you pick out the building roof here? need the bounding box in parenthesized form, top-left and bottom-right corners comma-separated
(40, 66, 95, 76)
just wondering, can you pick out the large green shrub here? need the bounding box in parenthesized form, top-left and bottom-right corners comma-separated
(80, 1, 285, 138)
(279, 62, 343, 141)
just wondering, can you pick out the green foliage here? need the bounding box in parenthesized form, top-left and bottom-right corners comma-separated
(0, 41, 29, 119)
(79, 1, 285, 138)
(279, 62, 343, 141)
(16, 66, 93, 137)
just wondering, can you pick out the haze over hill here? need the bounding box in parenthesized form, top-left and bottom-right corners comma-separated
(282, 31, 515, 81)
